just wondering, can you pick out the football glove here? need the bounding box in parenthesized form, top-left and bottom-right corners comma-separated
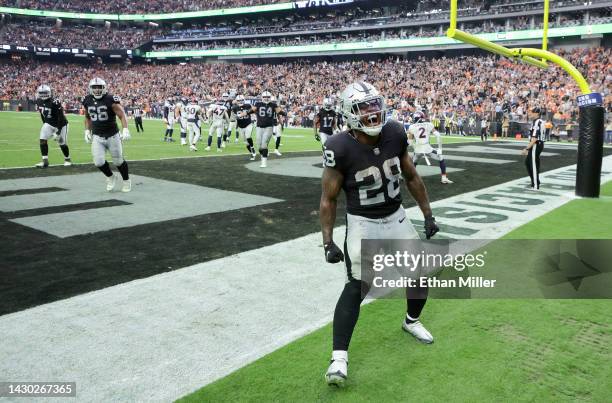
(84, 129, 92, 144)
(424, 216, 439, 240)
(324, 241, 344, 263)
(315, 133, 321, 142)
(121, 128, 131, 141)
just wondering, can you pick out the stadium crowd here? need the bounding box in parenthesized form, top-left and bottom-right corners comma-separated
(0, 21, 159, 49)
(0, 0, 286, 14)
(1, 47, 610, 127)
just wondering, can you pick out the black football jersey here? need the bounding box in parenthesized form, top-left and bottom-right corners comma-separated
(318, 109, 336, 135)
(237, 104, 253, 128)
(273, 109, 286, 126)
(82, 94, 121, 138)
(36, 98, 68, 129)
(323, 120, 408, 219)
(254, 101, 277, 128)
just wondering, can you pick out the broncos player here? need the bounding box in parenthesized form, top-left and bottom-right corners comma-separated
(320, 82, 439, 387)
(408, 111, 453, 184)
(83, 78, 131, 192)
(163, 98, 175, 142)
(184, 97, 202, 151)
(206, 99, 229, 152)
(250, 91, 282, 168)
(314, 98, 338, 146)
(34, 85, 71, 168)
(175, 96, 189, 145)
(235, 95, 256, 160)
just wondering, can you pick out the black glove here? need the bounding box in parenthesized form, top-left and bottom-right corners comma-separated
(324, 241, 344, 263)
(424, 216, 439, 240)
(315, 133, 321, 142)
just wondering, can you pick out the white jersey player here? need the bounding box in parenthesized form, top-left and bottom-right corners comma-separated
(175, 97, 189, 145)
(407, 111, 453, 184)
(184, 99, 202, 151)
(206, 101, 229, 152)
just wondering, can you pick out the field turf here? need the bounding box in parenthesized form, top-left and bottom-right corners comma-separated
(1, 111, 471, 169)
(179, 183, 612, 402)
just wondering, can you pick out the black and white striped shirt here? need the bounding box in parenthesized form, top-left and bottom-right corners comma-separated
(530, 118, 545, 142)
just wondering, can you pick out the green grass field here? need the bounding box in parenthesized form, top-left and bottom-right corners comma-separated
(180, 183, 612, 402)
(1, 111, 475, 169)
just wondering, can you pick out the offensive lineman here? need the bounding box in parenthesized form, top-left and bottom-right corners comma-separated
(83, 78, 132, 192)
(320, 82, 439, 387)
(235, 95, 256, 159)
(314, 98, 338, 146)
(185, 97, 203, 151)
(34, 85, 72, 168)
(407, 111, 454, 184)
(251, 91, 282, 168)
(207, 99, 229, 152)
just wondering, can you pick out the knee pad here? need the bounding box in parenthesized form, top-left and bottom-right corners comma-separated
(93, 157, 106, 168)
(112, 156, 125, 166)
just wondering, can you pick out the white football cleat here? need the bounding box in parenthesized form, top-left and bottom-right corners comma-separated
(205, 146, 211, 151)
(221, 141, 226, 149)
(249, 154, 256, 161)
(441, 176, 453, 184)
(235, 138, 239, 143)
(217, 148, 222, 152)
(260, 158, 267, 168)
(63, 160, 72, 167)
(274, 149, 282, 156)
(190, 144, 198, 152)
(35, 160, 49, 168)
(402, 320, 434, 344)
(121, 179, 131, 193)
(181, 139, 187, 145)
(325, 353, 348, 387)
(106, 174, 117, 192)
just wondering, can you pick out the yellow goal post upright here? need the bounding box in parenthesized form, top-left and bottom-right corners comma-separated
(446, 0, 605, 197)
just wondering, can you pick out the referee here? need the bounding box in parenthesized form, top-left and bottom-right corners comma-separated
(133, 106, 144, 133)
(522, 107, 545, 190)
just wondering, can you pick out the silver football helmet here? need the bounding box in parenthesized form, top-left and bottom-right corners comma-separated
(236, 94, 245, 105)
(323, 98, 333, 111)
(261, 91, 272, 103)
(88, 77, 107, 99)
(339, 82, 386, 137)
(222, 92, 229, 102)
(36, 85, 52, 100)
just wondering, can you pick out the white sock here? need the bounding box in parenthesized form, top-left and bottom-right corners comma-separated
(332, 350, 348, 362)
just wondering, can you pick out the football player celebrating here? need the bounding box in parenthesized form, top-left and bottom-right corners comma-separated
(221, 93, 234, 144)
(83, 78, 131, 192)
(235, 95, 256, 160)
(250, 91, 282, 168)
(206, 99, 229, 152)
(408, 111, 453, 184)
(314, 98, 338, 146)
(163, 98, 175, 142)
(320, 82, 439, 387)
(34, 85, 71, 168)
(185, 97, 202, 151)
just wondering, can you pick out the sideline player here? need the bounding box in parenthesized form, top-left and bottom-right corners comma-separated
(314, 98, 338, 146)
(251, 91, 282, 168)
(407, 111, 453, 184)
(320, 82, 439, 387)
(34, 85, 71, 168)
(83, 78, 132, 192)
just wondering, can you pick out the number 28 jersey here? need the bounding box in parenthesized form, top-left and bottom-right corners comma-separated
(323, 119, 407, 219)
(82, 94, 120, 138)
